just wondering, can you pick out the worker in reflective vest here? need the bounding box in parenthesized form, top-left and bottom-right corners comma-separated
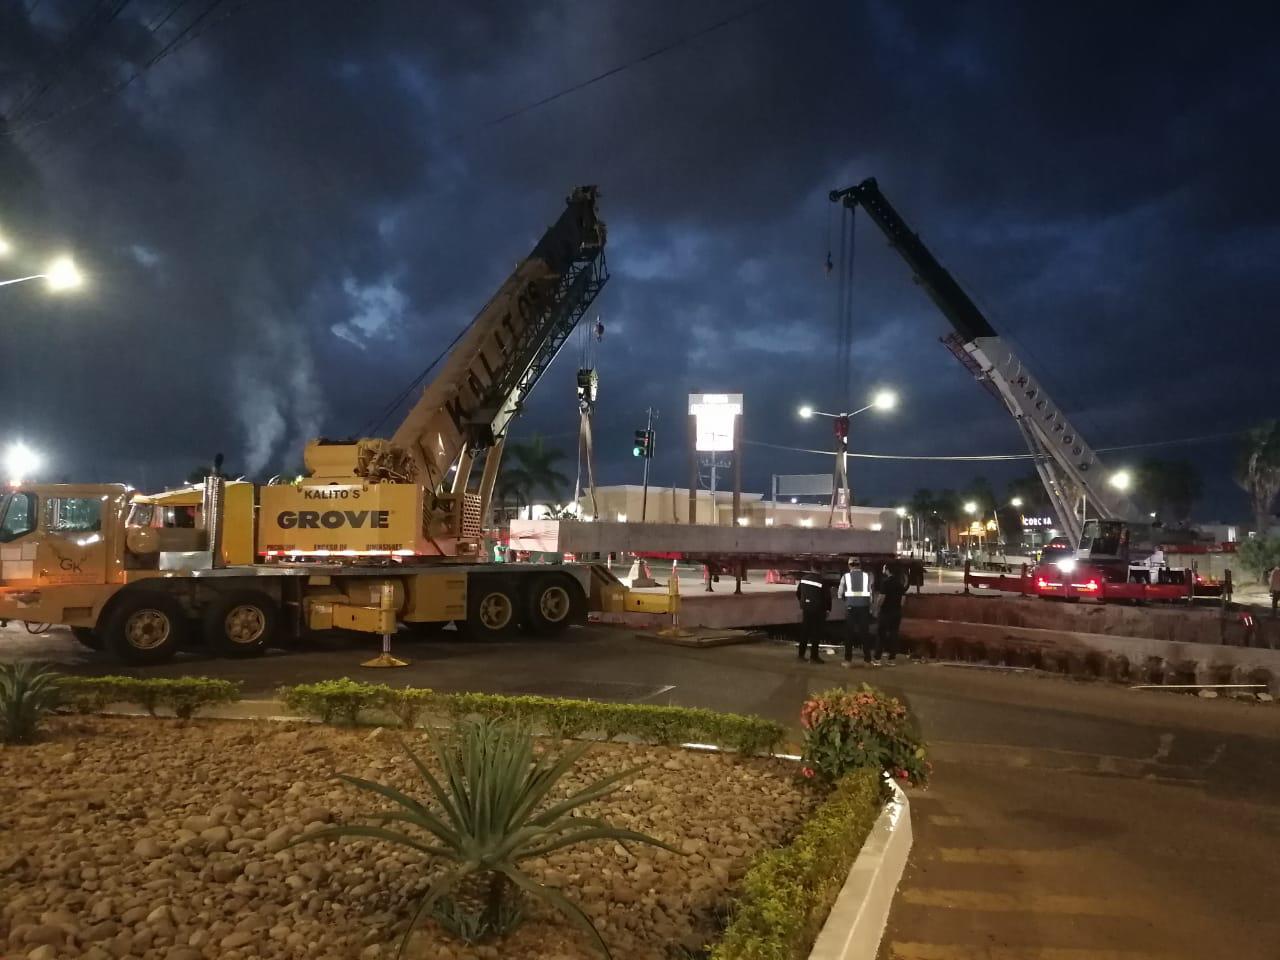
(795, 570, 831, 664)
(837, 557, 873, 666)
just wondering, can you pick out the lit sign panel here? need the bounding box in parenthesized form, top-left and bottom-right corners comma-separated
(1021, 515, 1055, 527)
(688, 393, 743, 453)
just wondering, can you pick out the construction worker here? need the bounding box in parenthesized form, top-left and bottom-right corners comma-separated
(837, 557, 873, 666)
(867, 565, 907, 666)
(795, 569, 831, 664)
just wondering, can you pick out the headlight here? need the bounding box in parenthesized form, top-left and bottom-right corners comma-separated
(1056, 558, 1076, 574)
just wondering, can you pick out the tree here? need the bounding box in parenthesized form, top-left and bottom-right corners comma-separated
(1005, 472, 1053, 515)
(1237, 536, 1280, 584)
(505, 435, 570, 504)
(1136, 458, 1203, 525)
(908, 488, 938, 546)
(493, 464, 532, 521)
(1236, 421, 1280, 535)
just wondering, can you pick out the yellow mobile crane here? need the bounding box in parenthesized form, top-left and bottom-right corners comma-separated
(0, 187, 613, 663)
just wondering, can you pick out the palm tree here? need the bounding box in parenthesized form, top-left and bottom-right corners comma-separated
(493, 464, 532, 522)
(505, 435, 570, 507)
(1136, 458, 1203, 525)
(1236, 421, 1280, 535)
(908, 488, 938, 549)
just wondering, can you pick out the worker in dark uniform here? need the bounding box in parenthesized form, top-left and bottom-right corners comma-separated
(868, 566, 907, 666)
(837, 557, 873, 667)
(795, 569, 831, 663)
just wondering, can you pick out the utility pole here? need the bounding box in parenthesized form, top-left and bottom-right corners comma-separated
(641, 407, 655, 523)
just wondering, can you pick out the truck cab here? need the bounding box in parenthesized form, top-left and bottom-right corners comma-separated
(0, 483, 130, 628)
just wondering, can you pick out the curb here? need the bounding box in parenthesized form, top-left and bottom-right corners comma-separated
(808, 779, 912, 960)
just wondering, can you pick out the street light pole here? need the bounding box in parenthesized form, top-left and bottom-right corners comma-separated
(798, 390, 897, 528)
(0, 255, 84, 292)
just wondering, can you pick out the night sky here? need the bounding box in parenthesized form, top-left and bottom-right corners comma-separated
(1, 1, 1275, 520)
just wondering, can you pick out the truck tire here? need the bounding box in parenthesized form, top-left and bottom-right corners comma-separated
(463, 576, 519, 640)
(202, 591, 277, 658)
(71, 626, 103, 651)
(105, 593, 186, 665)
(524, 574, 582, 636)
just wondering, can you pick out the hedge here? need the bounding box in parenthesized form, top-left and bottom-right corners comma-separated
(711, 767, 885, 960)
(277, 679, 786, 756)
(60, 676, 241, 720)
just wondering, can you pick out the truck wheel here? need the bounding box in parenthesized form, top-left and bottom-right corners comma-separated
(203, 592, 277, 658)
(71, 626, 103, 651)
(105, 593, 186, 665)
(463, 577, 519, 639)
(524, 574, 581, 636)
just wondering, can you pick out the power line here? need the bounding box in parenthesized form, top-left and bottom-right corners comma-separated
(457, 0, 777, 138)
(745, 428, 1247, 462)
(148, 0, 197, 34)
(6, 0, 251, 139)
(746, 440, 1034, 461)
(9, 0, 130, 123)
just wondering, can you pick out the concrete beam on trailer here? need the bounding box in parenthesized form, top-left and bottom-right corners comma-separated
(509, 517, 899, 560)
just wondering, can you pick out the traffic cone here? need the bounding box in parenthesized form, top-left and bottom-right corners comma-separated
(627, 556, 658, 588)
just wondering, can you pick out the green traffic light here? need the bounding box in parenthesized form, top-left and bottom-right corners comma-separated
(633, 446, 643, 457)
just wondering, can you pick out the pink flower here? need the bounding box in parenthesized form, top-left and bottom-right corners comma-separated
(801, 766, 816, 779)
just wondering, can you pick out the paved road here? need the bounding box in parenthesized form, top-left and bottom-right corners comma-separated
(5, 621, 1279, 958)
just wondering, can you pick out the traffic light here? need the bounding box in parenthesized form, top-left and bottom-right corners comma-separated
(632, 429, 654, 458)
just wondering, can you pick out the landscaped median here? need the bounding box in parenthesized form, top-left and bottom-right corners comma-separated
(0, 664, 924, 960)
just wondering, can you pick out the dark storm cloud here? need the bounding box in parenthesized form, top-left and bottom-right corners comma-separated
(1, 0, 1275, 517)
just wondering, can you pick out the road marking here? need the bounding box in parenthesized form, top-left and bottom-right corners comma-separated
(900, 888, 1148, 917)
(890, 943, 1169, 960)
(635, 683, 676, 702)
(928, 815, 965, 827)
(936, 848, 1080, 866)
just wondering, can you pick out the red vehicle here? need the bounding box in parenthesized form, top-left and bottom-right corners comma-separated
(974, 521, 1223, 603)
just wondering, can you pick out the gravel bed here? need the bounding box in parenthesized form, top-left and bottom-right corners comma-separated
(0, 716, 814, 960)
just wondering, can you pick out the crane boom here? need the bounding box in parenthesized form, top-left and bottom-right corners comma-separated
(293, 186, 608, 557)
(388, 186, 607, 488)
(830, 177, 1139, 545)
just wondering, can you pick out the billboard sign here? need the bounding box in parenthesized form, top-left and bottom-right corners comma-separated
(688, 393, 743, 452)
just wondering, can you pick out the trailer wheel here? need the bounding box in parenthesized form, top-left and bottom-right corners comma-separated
(203, 592, 277, 658)
(463, 577, 519, 639)
(524, 574, 582, 636)
(105, 593, 186, 665)
(70, 626, 103, 651)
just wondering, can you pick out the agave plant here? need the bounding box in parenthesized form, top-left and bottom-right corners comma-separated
(0, 661, 64, 745)
(295, 717, 675, 957)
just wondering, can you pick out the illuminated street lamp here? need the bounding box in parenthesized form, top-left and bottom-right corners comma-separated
(963, 500, 978, 514)
(1010, 496, 1024, 508)
(4, 441, 42, 486)
(0, 254, 84, 292)
(796, 389, 898, 421)
(795, 389, 900, 527)
(871, 389, 897, 411)
(1108, 470, 1132, 492)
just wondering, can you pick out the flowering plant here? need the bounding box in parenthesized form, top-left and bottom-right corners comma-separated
(800, 684, 930, 786)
